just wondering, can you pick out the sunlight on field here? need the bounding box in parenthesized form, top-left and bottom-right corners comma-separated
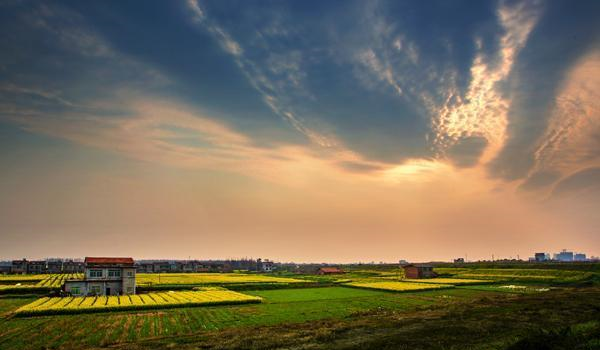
(403, 278, 490, 285)
(346, 281, 454, 292)
(136, 273, 305, 285)
(14, 290, 261, 316)
(435, 268, 594, 283)
(0, 274, 83, 293)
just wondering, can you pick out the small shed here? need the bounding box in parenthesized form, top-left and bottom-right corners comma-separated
(402, 264, 437, 279)
(316, 267, 345, 275)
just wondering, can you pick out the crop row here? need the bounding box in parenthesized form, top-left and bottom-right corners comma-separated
(136, 273, 305, 286)
(35, 274, 82, 287)
(14, 290, 262, 316)
(345, 281, 454, 292)
(401, 278, 490, 285)
(0, 274, 83, 294)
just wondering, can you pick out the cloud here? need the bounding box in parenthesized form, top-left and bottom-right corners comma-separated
(337, 161, 384, 174)
(184, 0, 335, 148)
(446, 136, 488, 168)
(356, 48, 403, 96)
(429, 0, 540, 164)
(532, 51, 600, 176)
(552, 167, 600, 197)
(488, 0, 600, 181)
(518, 171, 561, 192)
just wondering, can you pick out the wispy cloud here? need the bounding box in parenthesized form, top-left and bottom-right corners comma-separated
(429, 0, 540, 165)
(184, 0, 336, 148)
(528, 50, 600, 186)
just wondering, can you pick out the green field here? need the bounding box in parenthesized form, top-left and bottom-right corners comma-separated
(0, 266, 599, 349)
(435, 267, 596, 283)
(0, 287, 448, 349)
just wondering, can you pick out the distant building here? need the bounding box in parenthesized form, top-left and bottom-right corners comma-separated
(574, 253, 587, 262)
(554, 250, 574, 262)
(0, 261, 11, 274)
(534, 253, 550, 262)
(316, 267, 345, 275)
(11, 259, 28, 274)
(63, 260, 85, 273)
(63, 257, 136, 296)
(261, 260, 274, 272)
(453, 258, 465, 263)
(402, 264, 437, 279)
(27, 261, 45, 274)
(46, 260, 63, 273)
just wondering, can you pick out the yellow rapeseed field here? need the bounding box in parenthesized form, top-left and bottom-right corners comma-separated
(136, 273, 304, 285)
(0, 274, 83, 293)
(402, 278, 490, 285)
(346, 281, 454, 292)
(15, 290, 262, 316)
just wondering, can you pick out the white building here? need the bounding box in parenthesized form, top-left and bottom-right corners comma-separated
(64, 257, 136, 296)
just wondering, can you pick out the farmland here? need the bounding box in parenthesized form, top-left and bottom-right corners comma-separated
(345, 281, 454, 292)
(401, 278, 490, 285)
(434, 267, 596, 283)
(0, 266, 599, 349)
(136, 273, 305, 286)
(0, 274, 82, 294)
(14, 290, 261, 316)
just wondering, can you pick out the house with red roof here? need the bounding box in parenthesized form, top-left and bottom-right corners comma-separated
(63, 257, 136, 296)
(316, 267, 345, 275)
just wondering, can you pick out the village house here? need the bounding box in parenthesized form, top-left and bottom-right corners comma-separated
(27, 260, 46, 274)
(402, 264, 437, 279)
(63, 257, 136, 296)
(46, 260, 63, 273)
(257, 258, 275, 272)
(62, 260, 85, 273)
(11, 259, 28, 274)
(316, 267, 345, 275)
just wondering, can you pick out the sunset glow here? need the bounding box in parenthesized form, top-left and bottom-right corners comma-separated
(1, 0, 598, 262)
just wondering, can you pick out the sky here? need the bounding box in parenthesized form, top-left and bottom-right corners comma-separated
(0, 0, 599, 263)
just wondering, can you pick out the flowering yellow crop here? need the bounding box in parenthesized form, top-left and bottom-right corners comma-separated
(346, 281, 454, 292)
(14, 290, 261, 316)
(402, 278, 489, 285)
(136, 273, 303, 286)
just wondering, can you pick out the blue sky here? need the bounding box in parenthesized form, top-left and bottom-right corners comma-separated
(0, 0, 599, 261)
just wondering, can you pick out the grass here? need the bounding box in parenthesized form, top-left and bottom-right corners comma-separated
(0, 267, 598, 349)
(435, 268, 596, 284)
(345, 281, 454, 292)
(14, 290, 262, 316)
(0, 287, 467, 349)
(107, 288, 600, 350)
(458, 284, 553, 294)
(6, 287, 592, 350)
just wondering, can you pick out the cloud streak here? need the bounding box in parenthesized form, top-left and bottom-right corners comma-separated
(429, 1, 540, 165)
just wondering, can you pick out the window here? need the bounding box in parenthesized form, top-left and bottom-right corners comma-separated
(89, 269, 103, 278)
(90, 286, 101, 295)
(108, 269, 121, 278)
(127, 271, 134, 277)
(71, 286, 80, 295)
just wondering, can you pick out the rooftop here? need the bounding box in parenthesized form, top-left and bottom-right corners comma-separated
(84, 257, 134, 265)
